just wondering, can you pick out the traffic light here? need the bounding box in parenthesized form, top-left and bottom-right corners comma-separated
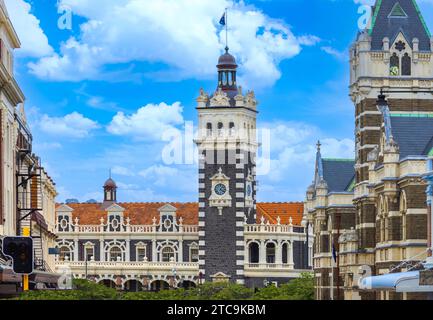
(2, 237, 34, 274)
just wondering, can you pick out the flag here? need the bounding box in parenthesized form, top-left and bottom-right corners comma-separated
(219, 12, 226, 26)
(332, 244, 338, 264)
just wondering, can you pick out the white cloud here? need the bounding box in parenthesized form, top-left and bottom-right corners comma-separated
(139, 165, 197, 193)
(28, 0, 319, 88)
(111, 166, 135, 177)
(39, 112, 100, 138)
(257, 121, 354, 201)
(321, 46, 348, 60)
(4, 0, 53, 58)
(107, 102, 184, 141)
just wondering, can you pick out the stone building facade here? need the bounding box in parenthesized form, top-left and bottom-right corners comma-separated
(0, 0, 59, 293)
(55, 181, 312, 291)
(306, 0, 433, 300)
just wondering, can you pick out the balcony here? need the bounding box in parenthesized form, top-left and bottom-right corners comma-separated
(56, 260, 199, 276)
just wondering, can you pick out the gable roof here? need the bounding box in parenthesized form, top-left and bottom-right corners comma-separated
(390, 115, 433, 158)
(369, 0, 431, 51)
(58, 202, 305, 227)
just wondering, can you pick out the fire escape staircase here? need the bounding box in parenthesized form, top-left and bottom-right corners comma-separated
(16, 148, 50, 272)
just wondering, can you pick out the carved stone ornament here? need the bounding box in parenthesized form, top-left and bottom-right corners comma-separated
(245, 90, 257, 108)
(210, 88, 230, 107)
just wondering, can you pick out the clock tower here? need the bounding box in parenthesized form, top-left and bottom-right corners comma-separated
(196, 47, 258, 284)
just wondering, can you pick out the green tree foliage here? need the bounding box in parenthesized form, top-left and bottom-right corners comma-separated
(15, 273, 314, 301)
(253, 273, 314, 300)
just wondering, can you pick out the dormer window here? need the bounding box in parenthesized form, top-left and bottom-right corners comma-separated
(388, 2, 408, 18)
(158, 204, 178, 232)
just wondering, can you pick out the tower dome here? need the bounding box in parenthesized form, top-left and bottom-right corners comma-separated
(216, 47, 238, 96)
(217, 47, 238, 69)
(104, 178, 117, 189)
(103, 174, 117, 205)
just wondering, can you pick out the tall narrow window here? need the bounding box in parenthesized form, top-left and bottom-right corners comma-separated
(218, 122, 224, 137)
(206, 123, 212, 137)
(390, 53, 399, 76)
(402, 53, 411, 76)
(229, 122, 235, 136)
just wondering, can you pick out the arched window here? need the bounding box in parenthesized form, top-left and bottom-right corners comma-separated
(402, 53, 411, 76)
(390, 53, 399, 76)
(218, 122, 224, 136)
(109, 246, 123, 262)
(249, 242, 260, 263)
(206, 123, 212, 137)
(229, 122, 235, 136)
(161, 246, 175, 262)
(59, 246, 71, 261)
(266, 242, 276, 264)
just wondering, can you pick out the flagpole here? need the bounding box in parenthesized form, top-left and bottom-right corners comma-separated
(225, 8, 228, 50)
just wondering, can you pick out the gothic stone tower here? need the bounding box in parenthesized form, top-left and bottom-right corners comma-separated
(195, 48, 258, 284)
(350, 0, 433, 298)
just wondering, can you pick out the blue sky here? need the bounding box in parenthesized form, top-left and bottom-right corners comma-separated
(6, 0, 433, 203)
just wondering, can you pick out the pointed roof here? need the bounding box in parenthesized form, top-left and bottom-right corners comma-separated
(369, 0, 431, 51)
(389, 115, 433, 158)
(313, 141, 355, 193)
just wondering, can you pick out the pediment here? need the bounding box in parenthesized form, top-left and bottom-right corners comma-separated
(210, 272, 231, 282)
(158, 203, 178, 213)
(210, 167, 230, 181)
(105, 203, 125, 212)
(57, 204, 73, 213)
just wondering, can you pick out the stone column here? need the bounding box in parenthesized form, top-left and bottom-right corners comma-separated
(178, 240, 183, 263)
(244, 243, 249, 264)
(100, 239, 105, 262)
(152, 239, 157, 262)
(288, 242, 295, 268)
(259, 240, 266, 265)
(275, 241, 282, 265)
(125, 239, 130, 262)
(74, 238, 79, 262)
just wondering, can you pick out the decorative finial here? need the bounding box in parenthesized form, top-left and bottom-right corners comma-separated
(109, 168, 112, 179)
(225, 46, 229, 53)
(218, 167, 223, 175)
(289, 217, 293, 226)
(317, 141, 321, 152)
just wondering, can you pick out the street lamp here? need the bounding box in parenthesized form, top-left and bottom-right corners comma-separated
(171, 267, 177, 290)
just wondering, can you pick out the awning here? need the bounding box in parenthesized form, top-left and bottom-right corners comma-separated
(360, 271, 433, 293)
(31, 211, 48, 231)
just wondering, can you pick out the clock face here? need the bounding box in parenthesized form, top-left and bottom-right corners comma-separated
(390, 66, 399, 76)
(246, 184, 252, 197)
(214, 184, 227, 196)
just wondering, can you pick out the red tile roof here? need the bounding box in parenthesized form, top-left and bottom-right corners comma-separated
(59, 202, 304, 226)
(256, 203, 304, 226)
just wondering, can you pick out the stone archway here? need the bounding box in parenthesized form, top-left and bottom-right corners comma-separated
(151, 280, 170, 292)
(179, 280, 197, 290)
(99, 279, 116, 289)
(124, 279, 143, 292)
